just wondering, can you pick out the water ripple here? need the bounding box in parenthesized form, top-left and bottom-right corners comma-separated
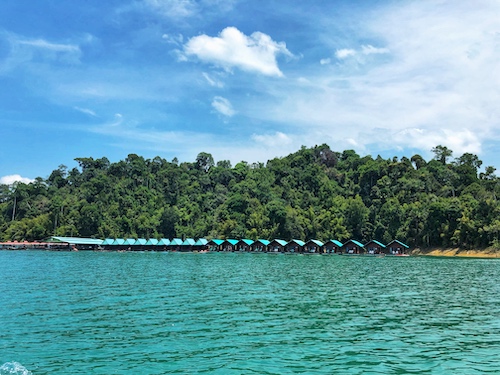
(0, 252, 499, 374)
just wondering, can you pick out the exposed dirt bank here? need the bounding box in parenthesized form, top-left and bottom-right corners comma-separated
(412, 248, 500, 258)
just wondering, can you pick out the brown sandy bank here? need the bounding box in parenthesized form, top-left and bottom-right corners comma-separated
(412, 247, 500, 258)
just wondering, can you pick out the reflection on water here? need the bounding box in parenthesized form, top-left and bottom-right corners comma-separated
(0, 251, 499, 374)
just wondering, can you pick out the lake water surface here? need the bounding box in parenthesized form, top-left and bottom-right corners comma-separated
(1, 251, 499, 374)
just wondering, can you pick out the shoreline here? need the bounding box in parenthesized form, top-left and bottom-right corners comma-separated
(412, 248, 500, 258)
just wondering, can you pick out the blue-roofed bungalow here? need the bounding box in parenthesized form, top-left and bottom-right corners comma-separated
(48, 236, 103, 250)
(324, 240, 343, 254)
(268, 239, 287, 253)
(342, 240, 365, 255)
(157, 238, 170, 251)
(236, 239, 254, 252)
(251, 239, 269, 252)
(145, 238, 159, 250)
(168, 238, 183, 251)
(112, 238, 126, 250)
(207, 239, 223, 251)
(285, 239, 305, 253)
(365, 240, 386, 255)
(387, 240, 410, 255)
(134, 238, 147, 250)
(304, 239, 324, 254)
(101, 238, 115, 250)
(193, 238, 208, 251)
(221, 239, 238, 252)
(180, 238, 196, 252)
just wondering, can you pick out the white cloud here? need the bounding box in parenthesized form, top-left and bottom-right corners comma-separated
(162, 33, 184, 46)
(74, 107, 97, 117)
(249, 1, 500, 160)
(0, 175, 34, 185)
(335, 48, 356, 59)
(252, 132, 292, 147)
(361, 44, 390, 55)
(182, 27, 292, 77)
(0, 32, 82, 73)
(143, 0, 196, 18)
(202, 72, 224, 88)
(212, 96, 235, 117)
(320, 58, 331, 65)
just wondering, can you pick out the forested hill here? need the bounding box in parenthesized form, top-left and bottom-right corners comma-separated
(1, 145, 499, 249)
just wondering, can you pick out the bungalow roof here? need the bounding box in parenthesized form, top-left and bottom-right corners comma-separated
(344, 239, 364, 248)
(207, 239, 224, 245)
(158, 238, 170, 245)
(124, 238, 136, 245)
(102, 238, 115, 245)
(135, 238, 147, 245)
(388, 239, 409, 248)
(326, 239, 343, 247)
(255, 239, 270, 246)
(271, 239, 288, 246)
(224, 239, 238, 245)
(49, 236, 103, 245)
(288, 239, 305, 246)
(169, 238, 183, 245)
(238, 239, 254, 246)
(112, 238, 125, 245)
(181, 238, 196, 246)
(145, 238, 159, 245)
(306, 239, 324, 247)
(194, 238, 208, 246)
(367, 240, 386, 248)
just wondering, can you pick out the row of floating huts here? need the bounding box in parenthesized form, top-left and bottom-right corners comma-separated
(30, 237, 410, 255)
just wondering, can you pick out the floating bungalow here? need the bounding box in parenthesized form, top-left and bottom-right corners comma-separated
(251, 239, 270, 252)
(324, 240, 343, 254)
(1, 236, 412, 255)
(268, 239, 287, 253)
(304, 239, 324, 254)
(221, 239, 238, 252)
(365, 240, 386, 255)
(207, 239, 224, 251)
(236, 239, 254, 252)
(286, 239, 305, 253)
(169, 238, 183, 251)
(157, 238, 170, 251)
(342, 239, 365, 255)
(193, 238, 208, 251)
(180, 238, 196, 252)
(387, 240, 410, 255)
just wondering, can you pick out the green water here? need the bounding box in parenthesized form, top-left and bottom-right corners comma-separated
(0, 251, 499, 374)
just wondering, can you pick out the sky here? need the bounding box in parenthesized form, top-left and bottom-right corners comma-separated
(1, 0, 499, 183)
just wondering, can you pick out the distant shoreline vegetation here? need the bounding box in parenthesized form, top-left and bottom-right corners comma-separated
(1, 145, 499, 251)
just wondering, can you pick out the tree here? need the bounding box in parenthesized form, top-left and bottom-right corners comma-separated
(431, 145, 453, 165)
(196, 152, 215, 173)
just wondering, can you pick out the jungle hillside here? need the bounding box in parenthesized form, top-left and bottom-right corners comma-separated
(1, 145, 499, 250)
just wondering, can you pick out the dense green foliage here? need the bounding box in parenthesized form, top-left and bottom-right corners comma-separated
(1, 145, 499, 249)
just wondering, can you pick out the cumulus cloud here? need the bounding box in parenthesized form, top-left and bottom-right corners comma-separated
(212, 96, 235, 117)
(182, 27, 292, 76)
(0, 175, 34, 185)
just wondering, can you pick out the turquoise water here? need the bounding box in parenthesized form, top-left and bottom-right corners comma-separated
(1, 251, 499, 374)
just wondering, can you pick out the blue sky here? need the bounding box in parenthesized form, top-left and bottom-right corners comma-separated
(1, 0, 499, 183)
